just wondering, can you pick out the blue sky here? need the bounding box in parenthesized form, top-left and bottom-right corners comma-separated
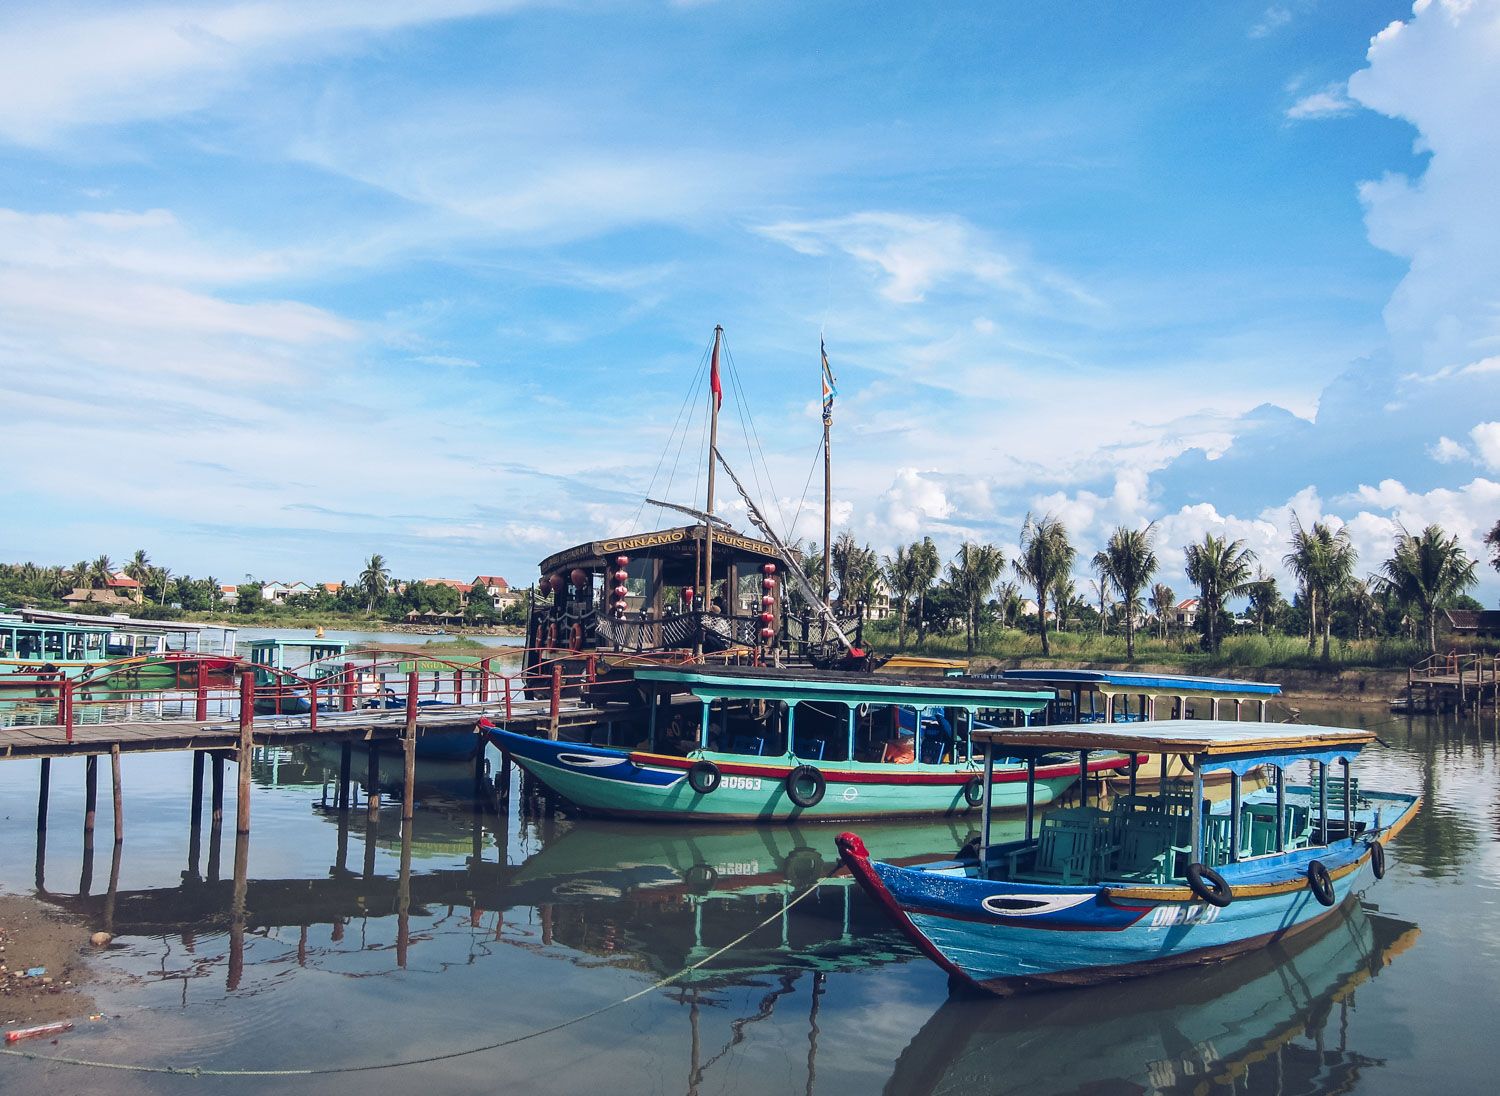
(0, 0, 1496, 601)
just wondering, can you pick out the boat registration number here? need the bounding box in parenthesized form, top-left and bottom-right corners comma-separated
(723, 776, 762, 792)
(1149, 904, 1222, 929)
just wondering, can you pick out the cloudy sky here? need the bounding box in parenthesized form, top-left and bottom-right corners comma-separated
(1, 0, 1496, 600)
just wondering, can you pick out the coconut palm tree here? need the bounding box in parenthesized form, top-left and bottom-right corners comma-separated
(947, 542, 1005, 655)
(88, 555, 114, 590)
(995, 581, 1023, 629)
(1087, 560, 1113, 637)
(882, 545, 919, 649)
(65, 560, 90, 589)
(1486, 519, 1500, 574)
(1150, 583, 1176, 640)
(1284, 515, 1357, 660)
(1377, 524, 1479, 654)
(1339, 578, 1381, 642)
(1014, 515, 1074, 656)
(911, 536, 941, 644)
(124, 549, 151, 583)
(1184, 534, 1256, 653)
(359, 554, 392, 611)
(1096, 526, 1158, 658)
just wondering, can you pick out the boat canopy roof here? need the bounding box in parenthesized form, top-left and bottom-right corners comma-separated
(538, 523, 783, 575)
(13, 609, 226, 634)
(972, 719, 1372, 775)
(1, 614, 113, 636)
(634, 665, 1054, 713)
(995, 668, 1280, 697)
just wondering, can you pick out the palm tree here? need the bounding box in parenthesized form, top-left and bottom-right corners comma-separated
(359, 554, 392, 611)
(1340, 578, 1381, 642)
(1184, 534, 1256, 653)
(65, 560, 90, 589)
(1284, 515, 1357, 660)
(947, 542, 1006, 656)
(1014, 515, 1074, 656)
(911, 536, 941, 644)
(124, 549, 151, 583)
(1486, 519, 1500, 574)
(1377, 524, 1479, 654)
(1052, 575, 1081, 632)
(882, 545, 919, 649)
(152, 566, 172, 606)
(1087, 553, 1113, 636)
(1150, 583, 1176, 640)
(1096, 526, 1158, 658)
(995, 581, 1023, 629)
(1245, 569, 1282, 635)
(88, 554, 114, 590)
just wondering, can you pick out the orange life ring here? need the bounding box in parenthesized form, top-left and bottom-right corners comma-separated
(570, 623, 584, 651)
(546, 622, 558, 649)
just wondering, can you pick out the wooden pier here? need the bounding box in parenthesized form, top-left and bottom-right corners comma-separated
(1403, 653, 1500, 714)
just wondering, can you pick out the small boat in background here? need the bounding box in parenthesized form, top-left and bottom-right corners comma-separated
(838, 719, 1419, 996)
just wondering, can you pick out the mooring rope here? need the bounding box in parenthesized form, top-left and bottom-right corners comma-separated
(1, 866, 844, 1078)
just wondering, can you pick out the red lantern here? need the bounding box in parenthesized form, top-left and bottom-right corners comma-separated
(759, 611, 774, 625)
(762, 577, 776, 591)
(759, 627, 775, 641)
(762, 563, 776, 575)
(570, 568, 588, 588)
(761, 594, 774, 607)
(613, 569, 628, 584)
(683, 587, 695, 604)
(552, 572, 566, 593)
(613, 584, 628, 599)
(616, 555, 629, 567)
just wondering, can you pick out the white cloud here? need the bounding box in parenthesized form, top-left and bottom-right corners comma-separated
(1251, 6, 1294, 38)
(873, 469, 955, 538)
(757, 211, 1095, 309)
(1347, 0, 1500, 375)
(1286, 83, 1357, 119)
(0, 1, 534, 145)
(1471, 421, 1500, 470)
(1429, 435, 1470, 463)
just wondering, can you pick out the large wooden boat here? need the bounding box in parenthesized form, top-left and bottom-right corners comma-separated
(485, 664, 1138, 823)
(837, 719, 1419, 995)
(0, 610, 238, 691)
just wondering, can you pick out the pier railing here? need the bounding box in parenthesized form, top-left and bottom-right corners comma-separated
(8, 648, 609, 743)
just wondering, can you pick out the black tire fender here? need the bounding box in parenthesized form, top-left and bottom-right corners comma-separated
(784, 846, 824, 887)
(962, 776, 985, 807)
(684, 863, 717, 894)
(1370, 841, 1386, 880)
(1307, 859, 1336, 906)
(686, 760, 721, 795)
(1185, 862, 1234, 908)
(786, 765, 826, 809)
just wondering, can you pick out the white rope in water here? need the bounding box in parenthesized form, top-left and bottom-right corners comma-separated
(1, 869, 842, 1078)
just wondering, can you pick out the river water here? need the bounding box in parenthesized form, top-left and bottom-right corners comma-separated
(0, 701, 1495, 1094)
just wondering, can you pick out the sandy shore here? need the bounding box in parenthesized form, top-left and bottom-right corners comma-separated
(0, 894, 97, 1030)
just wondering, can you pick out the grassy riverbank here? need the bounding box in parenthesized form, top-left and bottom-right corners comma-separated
(863, 622, 1429, 672)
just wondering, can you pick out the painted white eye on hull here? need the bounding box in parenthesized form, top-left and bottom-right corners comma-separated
(981, 892, 1095, 918)
(555, 754, 623, 769)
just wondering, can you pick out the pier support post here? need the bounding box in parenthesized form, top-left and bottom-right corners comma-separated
(367, 747, 381, 821)
(191, 751, 205, 830)
(228, 833, 249, 991)
(549, 664, 562, 739)
(397, 812, 413, 969)
(338, 742, 352, 811)
(195, 681, 209, 723)
(211, 754, 225, 826)
(36, 758, 50, 833)
(498, 750, 512, 801)
(480, 658, 491, 703)
(84, 754, 98, 838)
(403, 671, 419, 822)
(111, 744, 124, 844)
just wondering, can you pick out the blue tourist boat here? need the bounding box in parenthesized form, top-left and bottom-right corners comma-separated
(486, 665, 1139, 823)
(836, 719, 1419, 995)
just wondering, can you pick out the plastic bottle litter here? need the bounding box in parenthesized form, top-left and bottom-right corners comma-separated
(5, 1021, 74, 1043)
(23, 967, 46, 978)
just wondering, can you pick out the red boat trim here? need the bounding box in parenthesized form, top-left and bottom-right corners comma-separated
(835, 832, 980, 991)
(629, 751, 1140, 786)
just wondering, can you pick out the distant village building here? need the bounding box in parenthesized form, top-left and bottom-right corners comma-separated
(61, 587, 137, 608)
(1440, 609, 1500, 639)
(220, 585, 239, 606)
(471, 576, 518, 610)
(419, 578, 475, 606)
(261, 581, 314, 604)
(107, 572, 144, 605)
(1174, 599, 1199, 630)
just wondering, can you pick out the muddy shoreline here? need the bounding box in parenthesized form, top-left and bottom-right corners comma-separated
(0, 894, 97, 1030)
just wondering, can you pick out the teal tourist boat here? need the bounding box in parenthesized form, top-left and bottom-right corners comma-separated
(486, 665, 1138, 823)
(837, 719, 1420, 995)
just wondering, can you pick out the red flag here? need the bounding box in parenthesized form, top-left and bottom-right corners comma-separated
(709, 338, 723, 411)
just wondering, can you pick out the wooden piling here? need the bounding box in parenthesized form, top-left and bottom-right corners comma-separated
(338, 742, 352, 810)
(111, 744, 124, 843)
(403, 670, 419, 822)
(191, 750, 205, 830)
(549, 664, 562, 740)
(36, 757, 50, 832)
(237, 671, 254, 834)
(211, 753, 225, 826)
(228, 833, 249, 991)
(84, 755, 98, 837)
(367, 747, 381, 821)
(194, 680, 209, 723)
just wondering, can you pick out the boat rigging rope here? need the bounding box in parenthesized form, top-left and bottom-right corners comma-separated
(0, 866, 843, 1079)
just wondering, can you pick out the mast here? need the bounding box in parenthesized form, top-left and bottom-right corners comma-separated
(820, 338, 835, 641)
(700, 325, 723, 652)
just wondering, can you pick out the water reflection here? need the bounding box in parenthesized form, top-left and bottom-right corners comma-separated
(887, 900, 1418, 1095)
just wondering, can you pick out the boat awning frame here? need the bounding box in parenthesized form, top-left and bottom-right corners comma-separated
(634, 667, 1054, 713)
(971, 719, 1372, 767)
(995, 669, 1281, 698)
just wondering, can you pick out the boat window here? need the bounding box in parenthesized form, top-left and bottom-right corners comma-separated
(85, 632, 106, 655)
(17, 630, 41, 658)
(65, 631, 85, 659)
(0, 629, 11, 657)
(43, 630, 64, 657)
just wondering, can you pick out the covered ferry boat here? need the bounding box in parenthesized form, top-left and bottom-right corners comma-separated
(836, 719, 1419, 995)
(485, 665, 1138, 823)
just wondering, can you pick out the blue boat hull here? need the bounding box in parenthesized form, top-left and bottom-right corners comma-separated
(836, 791, 1420, 995)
